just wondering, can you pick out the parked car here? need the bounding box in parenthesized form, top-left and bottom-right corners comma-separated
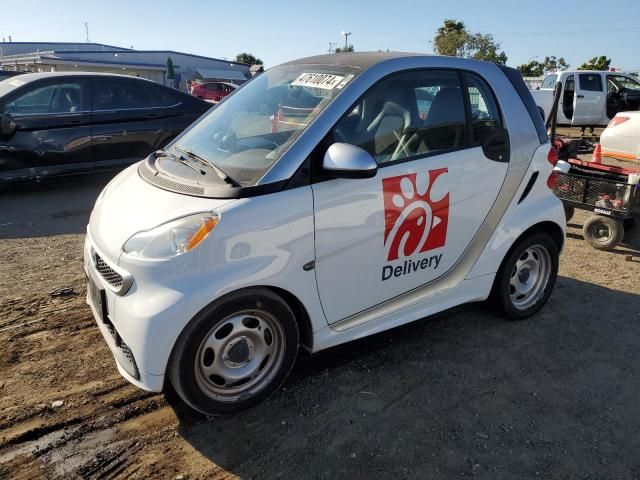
(85, 53, 565, 414)
(600, 111, 640, 162)
(191, 81, 237, 102)
(531, 70, 640, 127)
(0, 72, 210, 182)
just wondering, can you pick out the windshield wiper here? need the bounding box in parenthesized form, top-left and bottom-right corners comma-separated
(155, 150, 206, 175)
(174, 146, 241, 187)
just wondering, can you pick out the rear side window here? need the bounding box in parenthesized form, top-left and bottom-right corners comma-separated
(5, 81, 87, 115)
(464, 73, 502, 145)
(149, 84, 181, 107)
(92, 79, 155, 110)
(579, 74, 603, 92)
(331, 70, 467, 165)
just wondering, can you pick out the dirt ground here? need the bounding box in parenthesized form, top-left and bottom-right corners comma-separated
(1, 166, 640, 480)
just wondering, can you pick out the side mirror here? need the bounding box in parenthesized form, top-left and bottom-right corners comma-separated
(482, 127, 510, 162)
(323, 143, 378, 179)
(0, 113, 16, 137)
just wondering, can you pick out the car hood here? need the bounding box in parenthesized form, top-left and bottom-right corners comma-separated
(89, 163, 236, 261)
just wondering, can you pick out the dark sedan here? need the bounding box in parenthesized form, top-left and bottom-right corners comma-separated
(0, 72, 210, 182)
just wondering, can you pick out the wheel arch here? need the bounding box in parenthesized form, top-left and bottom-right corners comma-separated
(171, 285, 315, 356)
(522, 220, 565, 252)
(263, 286, 314, 352)
(492, 220, 564, 283)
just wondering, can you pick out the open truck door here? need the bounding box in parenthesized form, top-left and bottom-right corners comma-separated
(572, 73, 605, 126)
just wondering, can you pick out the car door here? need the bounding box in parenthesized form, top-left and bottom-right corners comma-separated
(312, 69, 509, 324)
(90, 77, 170, 170)
(573, 73, 605, 126)
(0, 78, 92, 180)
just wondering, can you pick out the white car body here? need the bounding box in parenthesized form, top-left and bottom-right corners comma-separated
(600, 112, 640, 162)
(84, 53, 565, 409)
(531, 70, 640, 127)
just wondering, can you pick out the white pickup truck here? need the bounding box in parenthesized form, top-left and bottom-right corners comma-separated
(531, 70, 640, 128)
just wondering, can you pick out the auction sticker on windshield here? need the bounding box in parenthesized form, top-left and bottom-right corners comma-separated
(291, 72, 347, 90)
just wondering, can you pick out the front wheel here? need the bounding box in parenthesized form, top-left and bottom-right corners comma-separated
(490, 232, 559, 319)
(168, 288, 299, 415)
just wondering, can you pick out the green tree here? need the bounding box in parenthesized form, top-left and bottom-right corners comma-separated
(166, 57, 175, 80)
(432, 19, 507, 64)
(466, 33, 507, 64)
(335, 45, 354, 53)
(235, 52, 263, 65)
(517, 56, 569, 77)
(433, 19, 468, 57)
(578, 56, 612, 71)
(541, 56, 569, 72)
(517, 61, 544, 77)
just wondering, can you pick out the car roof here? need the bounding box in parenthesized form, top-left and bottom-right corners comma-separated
(283, 52, 430, 70)
(7, 71, 162, 84)
(199, 81, 237, 88)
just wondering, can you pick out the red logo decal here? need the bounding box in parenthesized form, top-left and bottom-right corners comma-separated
(382, 168, 449, 261)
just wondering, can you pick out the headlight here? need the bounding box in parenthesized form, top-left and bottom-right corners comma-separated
(123, 212, 219, 259)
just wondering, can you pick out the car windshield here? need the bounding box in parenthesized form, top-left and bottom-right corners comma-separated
(541, 74, 558, 89)
(168, 64, 359, 186)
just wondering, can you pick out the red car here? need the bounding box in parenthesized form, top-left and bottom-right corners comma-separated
(191, 82, 237, 102)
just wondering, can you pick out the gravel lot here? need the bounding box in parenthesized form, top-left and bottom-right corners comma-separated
(1, 167, 639, 479)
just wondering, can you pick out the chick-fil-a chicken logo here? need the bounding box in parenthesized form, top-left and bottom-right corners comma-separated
(382, 168, 449, 261)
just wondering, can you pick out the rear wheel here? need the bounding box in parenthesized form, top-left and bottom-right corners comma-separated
(582, 215, 624, 250)
(168, 288, 299, 415)
(490, 232, 559, 319)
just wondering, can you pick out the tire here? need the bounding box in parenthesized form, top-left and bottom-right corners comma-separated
(582, 215, 624, 250)
(563, 204, 575, 223)
(490, 232, 559, 320)
(168, 288, 299, 415)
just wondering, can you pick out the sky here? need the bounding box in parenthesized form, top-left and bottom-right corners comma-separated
(1, 0, 639, 70)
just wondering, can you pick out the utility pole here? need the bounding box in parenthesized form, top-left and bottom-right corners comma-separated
(328, 42, 337, 54)
(85, 22, 90, 43)
(340, 31, 351, 50)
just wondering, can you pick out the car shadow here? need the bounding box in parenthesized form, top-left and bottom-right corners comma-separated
(0, 173, 116, 239)
(168, 277, 640, 478)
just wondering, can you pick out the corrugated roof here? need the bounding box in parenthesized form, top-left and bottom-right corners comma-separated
(195, 68, 247, 81)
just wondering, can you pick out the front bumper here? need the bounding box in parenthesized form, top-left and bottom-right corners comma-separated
(84, 234, 165, 392)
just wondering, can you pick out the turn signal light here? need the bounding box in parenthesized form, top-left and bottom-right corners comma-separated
(608, 116, 630, 127)
(187, 217, 219, 251)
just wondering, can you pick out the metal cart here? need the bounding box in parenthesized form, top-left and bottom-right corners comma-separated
(553, 166, 640, 250)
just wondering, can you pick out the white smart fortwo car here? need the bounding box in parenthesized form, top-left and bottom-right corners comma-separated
(85, 53, 565, 414)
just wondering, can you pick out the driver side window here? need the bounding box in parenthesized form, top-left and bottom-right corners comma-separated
(5, 81, 86, 116)
(330, 70, 467, 165)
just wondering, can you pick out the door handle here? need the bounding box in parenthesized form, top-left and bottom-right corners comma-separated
(93, 135, 113, 142)
(577, 95, 585, 98)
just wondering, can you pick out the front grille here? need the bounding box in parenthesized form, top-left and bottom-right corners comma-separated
(103, 315, 140, 380)
(94, 251, 124, 289)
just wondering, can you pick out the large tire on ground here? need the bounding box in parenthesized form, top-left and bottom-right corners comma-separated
(582, 215, 624, 250)
(563, 204, 575, 223)
(490, 232, 559, 320)
(168, 288, 299, 415)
